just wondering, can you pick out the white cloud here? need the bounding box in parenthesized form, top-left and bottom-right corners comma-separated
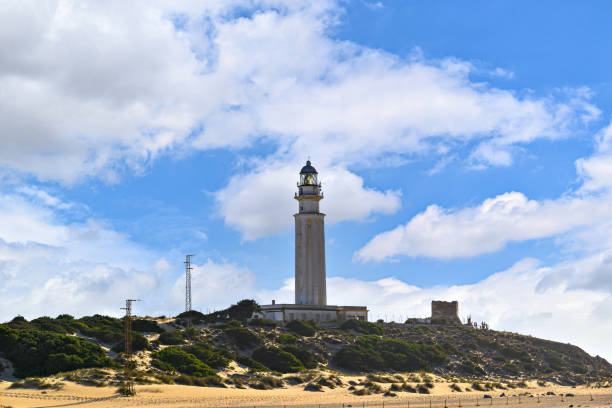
(577, 120, 612, 192)
(0, 0, 599, 185)
(357, 120, 612, 261)
(168, 258, 257, 312)
(0, 188, 164, 318)
(0, 186, 261, 320)
(356, 191, 612, 261)
(215, 161, 401, 240)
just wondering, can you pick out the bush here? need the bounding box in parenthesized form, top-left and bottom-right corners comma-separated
(462, 361, 486, 375)
(286, 320, 317, 337)
(282, 345, 318, 369)
(248, 318, 278, 328)
(277, 333, 298, 344)
(500, 346, 531, 362)
(77, 315, 124, 344)
(131, 319, 164, 333)
(340, 319, 383, 335)
(332, 335, 448, 372)
(110, 332, 149, 353)
(235, 354, 267, 371)
(417, 384, 431, 394)
(471, 382, 486, 391)
(182, 300, 260, 323)
(175, 374, 226, 387)
(151, 347, 217, 377)
(223, 327, 261, 348)
(175, 310, 206, 320)
(252, 346, 304, 373)
(158, 330, 186, 345)
(502, 362, 521, 375)
(183, 344, 231, 369)
(304, 382, 323, 391)
(0, 325, 115, 378)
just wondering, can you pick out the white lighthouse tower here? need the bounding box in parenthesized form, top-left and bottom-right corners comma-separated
(294, 160, 327, 305)
(257, 160, 368, 323)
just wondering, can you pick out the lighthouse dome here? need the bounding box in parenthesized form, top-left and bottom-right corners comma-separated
(300, 160, 317, 174)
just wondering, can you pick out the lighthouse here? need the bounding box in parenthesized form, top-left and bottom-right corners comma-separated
(294, 160, 327, 305)
(256, 160, 368, 323)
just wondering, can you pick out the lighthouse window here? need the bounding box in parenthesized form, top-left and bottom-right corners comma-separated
(300, 173, 317, 186)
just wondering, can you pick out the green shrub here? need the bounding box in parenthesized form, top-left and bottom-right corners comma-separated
(461, 361, 486, 375)
(417, 384, 430, 394)
(183, 344, 231, 369)
(502, 362, 521, 375)
(182, 300, 260, 323)
(0, 325, 115, 378)
(235, 355, 267, 371)
(570, 364, 587, 374)
(523, 361, 536, 372)
(340, 319, 383, 335)
(151, 347, 216, 377)
(212, 320, 242, 329)
(281, 345, 318, 369)
(110, 332, 149, 353)
(252, 346, 304, 373)
(333, 344, 385, 372)
(332, 335, 448, 372)
(158, 330, 186, 345)
(175, 374, 226, 387)
(77, 315, 124, 344)
(403, 383, 417, 393)
(10, 377, 64, 390)
(286, 320, 317, 337)
(248, 318, 278, 328)
(223, 327, 261, 348)
(131, 319, 164, 333)
(277, 333, 298, 344)
(500, 346, 531, 362)
(471, 382, 486, 391)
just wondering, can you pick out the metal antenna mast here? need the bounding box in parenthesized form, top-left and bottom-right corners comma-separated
(120, 298, 141, 396)
(184, 255, 194, 312)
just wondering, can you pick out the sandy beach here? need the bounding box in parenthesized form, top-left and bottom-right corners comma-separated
(2, 376, 611, 408)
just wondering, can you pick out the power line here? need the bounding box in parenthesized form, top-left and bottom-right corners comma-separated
(184, 254, 194, 312)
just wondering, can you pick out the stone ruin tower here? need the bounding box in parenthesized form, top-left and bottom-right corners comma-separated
(431, 300, 461, 324)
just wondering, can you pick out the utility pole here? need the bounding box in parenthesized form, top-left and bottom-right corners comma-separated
(184, 255, 194, 312)
(120, 299, 141, 396)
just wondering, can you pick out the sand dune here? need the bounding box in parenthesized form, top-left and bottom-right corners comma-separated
(1, 377, 612, 408)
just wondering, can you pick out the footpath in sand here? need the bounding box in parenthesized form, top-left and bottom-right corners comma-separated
(2, 379, 612, 408)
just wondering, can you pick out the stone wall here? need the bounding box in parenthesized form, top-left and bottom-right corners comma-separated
(431, 300, 461, 324)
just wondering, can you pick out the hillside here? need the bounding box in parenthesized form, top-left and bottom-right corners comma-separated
(1, 301, 611, 394)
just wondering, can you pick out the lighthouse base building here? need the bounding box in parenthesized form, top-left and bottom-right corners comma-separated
(256, 161, 368, 323)
(259, 303, 367, 322)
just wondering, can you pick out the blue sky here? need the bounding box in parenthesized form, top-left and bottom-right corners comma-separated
(1, 1, 612, 360)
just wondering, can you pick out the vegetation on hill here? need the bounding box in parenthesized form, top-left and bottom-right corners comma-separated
(340, 319, 384, 335)
(2, 302, 611, 387)
(252, 346, 305, 373)
(332, 335, 447, 372)
(0, 325, 116, 378)
(152, 346, 217, 377)
(4, 314, 158, 352)
(286, 319, 317, 337)
(176, 299, 260, 323)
